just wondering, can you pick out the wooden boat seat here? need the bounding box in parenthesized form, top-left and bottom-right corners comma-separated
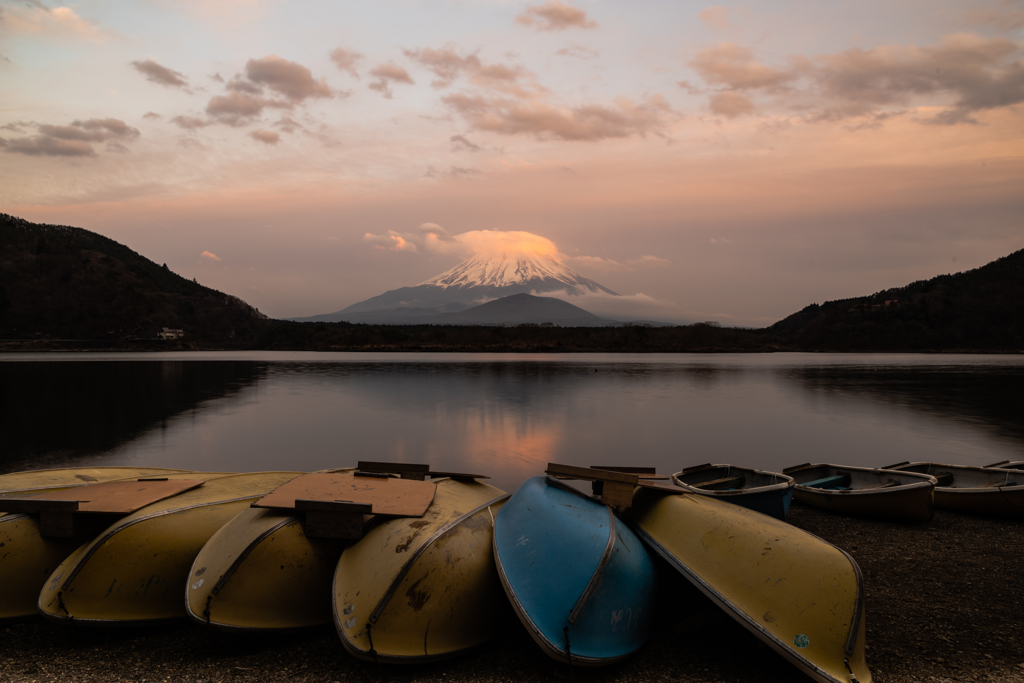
(859, 480, 899, 490)
(801, 474, 851, 490)
(933, 473, 954, 486)
(694, 476, 745, 490)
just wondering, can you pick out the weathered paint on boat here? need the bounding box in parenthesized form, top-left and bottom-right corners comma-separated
(672, 464, 794, 520)
(0, 467, 189, 625)
(186, 505, 348, 631)
(887, 462, 1024, 519)
(785, 463, 936, 522)
(333, 477, 509, 663)
(0, 467, 188, 495)
(492, 476, 657, 666)
(38, 472, 300, 625)
(624, 487, 871, 683)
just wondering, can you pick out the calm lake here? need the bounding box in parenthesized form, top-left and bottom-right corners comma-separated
(2, 352, 1022, 492)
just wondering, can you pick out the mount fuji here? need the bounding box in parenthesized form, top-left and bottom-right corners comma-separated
(293, 251, 619, 324)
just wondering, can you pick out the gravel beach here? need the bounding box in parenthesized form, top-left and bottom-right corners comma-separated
(1, 504, 1021, 683)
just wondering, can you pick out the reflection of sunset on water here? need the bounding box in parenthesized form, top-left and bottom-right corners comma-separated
(461, 410, 562, 484)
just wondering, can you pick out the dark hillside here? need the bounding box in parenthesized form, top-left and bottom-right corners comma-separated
(0, 213, 267, 343)
(769, 249, 1024, 351)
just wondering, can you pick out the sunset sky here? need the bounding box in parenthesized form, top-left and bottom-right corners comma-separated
(1, 0, 1022, 325)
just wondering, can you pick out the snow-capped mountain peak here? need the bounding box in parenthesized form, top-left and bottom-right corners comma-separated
(419, 251, 614, 294)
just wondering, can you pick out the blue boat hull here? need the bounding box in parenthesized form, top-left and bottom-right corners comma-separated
(493, 476, 657, 665)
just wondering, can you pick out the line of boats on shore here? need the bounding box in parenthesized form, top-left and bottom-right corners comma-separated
(1, 459, 1021, 683)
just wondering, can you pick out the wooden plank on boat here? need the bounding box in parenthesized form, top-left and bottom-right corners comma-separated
(0, 479, 205, 514)
(295, 499, 373, 539)
(547, 463, 639, 484)
(254, 472, 435, 517)
(860, 480, 899, 490)
(590, 466, 669, 479)
(800, 474, 851, 489)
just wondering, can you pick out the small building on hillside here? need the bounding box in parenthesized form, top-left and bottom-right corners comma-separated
(158, 328, 184, 340)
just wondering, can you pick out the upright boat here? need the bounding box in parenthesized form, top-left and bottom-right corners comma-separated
(672, 463, 794, 520)
(624, 484, 872, 683)
(0, 467, 189, 624)
(38, 471, 300, 625)
(492, 466, 663, 666)
(886, 462, 1024, 519)
(784, 463, 936, 522)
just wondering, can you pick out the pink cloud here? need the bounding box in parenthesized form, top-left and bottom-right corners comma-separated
(200, 250, 222, 261)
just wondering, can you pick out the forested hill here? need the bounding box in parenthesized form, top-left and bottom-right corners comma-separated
(0, 213, 268, 344)
(768, 249, 1024, 351)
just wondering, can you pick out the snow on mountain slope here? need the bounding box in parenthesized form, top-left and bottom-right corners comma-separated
(420, 251, 616, 294)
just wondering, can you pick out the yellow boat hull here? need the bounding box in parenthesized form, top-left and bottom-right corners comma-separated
(624, 488, 871, 683)
(186, 505, 347, 630)
(334, 478, 509, 663)
(38, 472, 301, 625)
(0, 467, 189, 624)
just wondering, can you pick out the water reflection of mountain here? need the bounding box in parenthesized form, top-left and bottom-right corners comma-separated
(0, 361, 266, 473)
(785, 365, 1024, 446)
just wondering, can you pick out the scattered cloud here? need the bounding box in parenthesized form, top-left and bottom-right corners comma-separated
(131, 59, 189, 89)
(688, 34, 1024, 125)
(569, 255, 630, 272)
(698, 6, 732, 31)
(205, 91, 289, 126)
(426, 164, 481, 178)
(555, 44, 599, 59)
(368, 63, 414, 99)
(170, 115, 210, 130)
(2, 118, 140, 157)
(709, 90, 755, 117)
(142, 111, 162, 119)
(245, 55, 333, 102)
(0, 4, 108, 42)
(250, 129, 280, 145)
(273, 116, 302, 133)
(442, 92, 672, 141)
(200, 250, 222, 261)
(627, 255, 672, 268)
(450, 134, 481, 152)
(329, 47, 363, 77)
(363, 232, 419, 252)
(515, 1, 597, 31)
(405, 46, 541, 96)
(963, 3, 1024, 31)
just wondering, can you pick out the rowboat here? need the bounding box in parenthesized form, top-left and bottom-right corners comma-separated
(492, 467, 661, 666)
(624, 485, 872, 683)
(885, 462, 1024, 519)
(672, 463, 794, 520)
(783, 463, 936, 522)
(38, 471, 300, 625)
(987, 460, 1024, 470)
(333, 472, 510, 662)
(186, 467, 361, 632)
(0, 467, 189, 624)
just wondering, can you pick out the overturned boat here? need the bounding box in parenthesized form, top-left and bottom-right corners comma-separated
(0, 467, 190, 625)
(492, 465, 666, 666)
(330, 463, 510, 662)
(38, 471, 300, 625)
(623, 480, 873, 683)
(886, 462, 1024, 519)
(784, 463, 936, 523)
(672, 463, 794, 520)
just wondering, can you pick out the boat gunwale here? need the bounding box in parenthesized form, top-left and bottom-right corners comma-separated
(333, 481, 511, 663)
(671, 465, 794, 498)
(888, 462, 1024, 492)
(626, 501, 866, 683)
(786, 463, 936, 496)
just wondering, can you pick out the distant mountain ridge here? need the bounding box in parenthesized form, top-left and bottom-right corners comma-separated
(769, 248, 1024, 350)
(293, 250, 618, 324)
(0, 213, 267, 343)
